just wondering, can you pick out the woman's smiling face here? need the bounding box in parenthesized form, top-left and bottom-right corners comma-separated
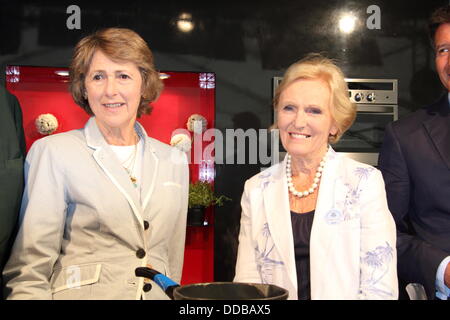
(277, 78, 337, 160)
(84, 50, 143, 131)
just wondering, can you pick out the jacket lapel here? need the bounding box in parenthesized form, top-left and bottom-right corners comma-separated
(84, 117, 144, 227)
(423, 97, 450, 170)
(261, 147, 346, 298)
(262, 156, 297, 291)
(135, 123, 159, 213)
(309, 147, 343, 297)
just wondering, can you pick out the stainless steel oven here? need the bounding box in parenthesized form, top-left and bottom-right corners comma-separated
(272, 77, 398, 166)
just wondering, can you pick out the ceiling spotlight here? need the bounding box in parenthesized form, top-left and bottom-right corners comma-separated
(177, 13, 194, 33)
(339, 14, 357, 34)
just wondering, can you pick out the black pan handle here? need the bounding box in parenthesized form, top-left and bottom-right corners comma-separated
(135, 267, 161, 280)
(135, 266, 180, 299)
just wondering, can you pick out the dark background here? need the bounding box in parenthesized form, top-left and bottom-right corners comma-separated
(0, 0, 447, 281)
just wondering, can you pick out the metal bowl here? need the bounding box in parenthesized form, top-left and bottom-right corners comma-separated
(173, 282, 289, 300)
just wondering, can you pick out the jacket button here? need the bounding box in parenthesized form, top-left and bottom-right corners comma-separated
(143, 283, 152, 292)
(136, 248, 146, 259)
(144, 220, 149, 230)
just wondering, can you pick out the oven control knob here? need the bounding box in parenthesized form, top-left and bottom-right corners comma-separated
(367, 93, 375, 102)
(354, 93, 363, 102)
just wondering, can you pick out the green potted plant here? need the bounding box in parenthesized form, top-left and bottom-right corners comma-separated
(188, 181, 231, 226)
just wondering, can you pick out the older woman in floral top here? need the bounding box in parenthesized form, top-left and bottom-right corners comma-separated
(234, 53, 398, 300)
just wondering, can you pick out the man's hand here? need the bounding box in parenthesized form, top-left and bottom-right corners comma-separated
(445, 262, 450, 288)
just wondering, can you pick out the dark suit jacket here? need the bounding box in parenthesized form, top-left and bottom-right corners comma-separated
(378, 94, 450, 299)
(0, 86, 25, 297)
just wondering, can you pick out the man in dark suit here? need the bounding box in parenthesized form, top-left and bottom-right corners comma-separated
(0, 86, 25, 299)
(378, 5, 450, 300)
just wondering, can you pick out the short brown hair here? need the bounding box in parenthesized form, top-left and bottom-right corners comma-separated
(429, 5, 450, 48)
(273, 53, 356, 144)
(69, 28, 163, 117)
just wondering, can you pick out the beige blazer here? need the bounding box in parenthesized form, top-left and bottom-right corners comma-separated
(234, 147, 398, 300)
(3, 117, 189, 300)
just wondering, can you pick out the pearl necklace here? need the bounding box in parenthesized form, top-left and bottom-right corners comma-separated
(286, 150, 327, 198)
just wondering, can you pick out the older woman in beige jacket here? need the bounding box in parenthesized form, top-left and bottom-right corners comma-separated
(3, 28, 189, 300)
